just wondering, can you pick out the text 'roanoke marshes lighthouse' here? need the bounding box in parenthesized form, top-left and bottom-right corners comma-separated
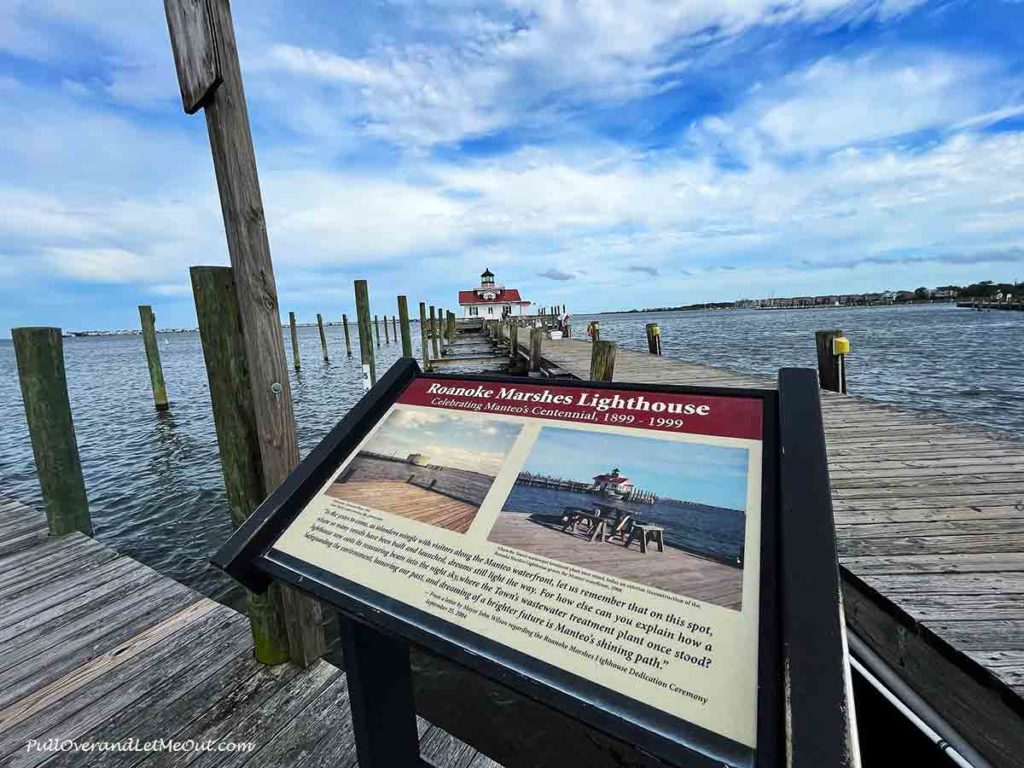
(459, 268, 531, 318)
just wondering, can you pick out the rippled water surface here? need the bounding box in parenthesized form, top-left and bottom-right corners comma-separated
(1, 304, 1021, 596)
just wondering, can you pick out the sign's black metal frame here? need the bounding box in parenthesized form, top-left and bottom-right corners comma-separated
(213, 359, 850, 768)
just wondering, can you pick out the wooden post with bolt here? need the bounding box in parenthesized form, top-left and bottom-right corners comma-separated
(165, 0, 325, 666)
(355, 281, 376, 387)
(397, 296, 413, 357)
(590, 340, 617, 382)
(190, 266, 290, 664)
(139, 305, 170, 410)
(12, 327, 92, 537)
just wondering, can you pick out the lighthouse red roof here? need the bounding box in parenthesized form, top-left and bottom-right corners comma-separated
(593, 473, 630, 484)
(459, 289, 529, 305)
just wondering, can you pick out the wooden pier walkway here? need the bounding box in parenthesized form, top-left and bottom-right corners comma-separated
(0, 496, 497, 768)
(530, 337, 1024, 767)
(328, 481, 479, 533)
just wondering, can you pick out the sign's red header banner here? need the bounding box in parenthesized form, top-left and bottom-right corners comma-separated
(399, 378, 763, 440)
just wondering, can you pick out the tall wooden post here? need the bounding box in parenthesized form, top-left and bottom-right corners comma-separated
(391, 315, 398, 342)
(316, 313, 328, 361)
(383, 313, 390, 344)
(138, 305, 170, 410)
(374, 314, 381, 348)
(645, 323, 662, 355)
(447, 311, 456, 344)
(289, 312, 300, 370)
(529, 327, 544, 372)
(342, 313, 352, 357)
(815, 330, 847, 393)
(429, 306, 440, 359)
(191, 266, 290, 664)
(12, 327, 92, 537)
(509, 322, 520, 368)
(590, 340, 617, 381)
(398, 297, 413, 357)
(165, 0, 324, 666)
(418, 302, 430, 370)
(355, 280, 376, 387)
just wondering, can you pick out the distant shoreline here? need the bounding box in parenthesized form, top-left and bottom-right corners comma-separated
(598, 299, 957, 315)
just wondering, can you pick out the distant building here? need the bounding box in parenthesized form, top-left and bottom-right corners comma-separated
(459, 268, 531, 318)
(591, 468, 634, 498)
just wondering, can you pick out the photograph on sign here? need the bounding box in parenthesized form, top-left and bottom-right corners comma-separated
(272, 378, 764, 749)
(490, 426, 747, 609)
(327, 408, 522, 533)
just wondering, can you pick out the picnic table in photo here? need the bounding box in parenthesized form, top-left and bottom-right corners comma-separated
(559, 505, 664, 553)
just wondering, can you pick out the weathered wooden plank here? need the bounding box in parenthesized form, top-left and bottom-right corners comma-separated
(164, 0, 221, 113)
(0, 579, 203, 712)
(0, 607, 248, 766)
(0, 545, 118, 602)
(835, 519, 1024, 540)
(158, 661, 341, 768)
(841, 554, 1024, 575)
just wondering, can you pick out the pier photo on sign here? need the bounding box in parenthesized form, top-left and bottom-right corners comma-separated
(326, 407, 522, 533)
(489, 426, 750, 609)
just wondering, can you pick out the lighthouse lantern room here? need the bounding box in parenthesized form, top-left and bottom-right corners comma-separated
(459, 268, 531, 318)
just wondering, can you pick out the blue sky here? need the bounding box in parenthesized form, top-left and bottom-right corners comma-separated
(367, 407, 521, 474)
(3, 1, 1024, 332)
(521, 427, 749, 510)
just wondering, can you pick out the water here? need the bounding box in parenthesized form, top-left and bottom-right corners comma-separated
(502, 484, 745, 564)
(577, 304, 1024, 434)
(1, 304, 1021, 598)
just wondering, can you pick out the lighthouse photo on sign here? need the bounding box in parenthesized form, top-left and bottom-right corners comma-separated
(489, 426, 750, 609)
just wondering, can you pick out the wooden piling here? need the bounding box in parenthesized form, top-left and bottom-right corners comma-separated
(374, 314, 381, 348)
(398, 296, 413, 357)
(418, 301, 430, 369)
(509, 323, 520, 367)
(590, 340, 617, 381)
(342, 313, 352, 357)
(447, 311, 456, 344)
(166, 0, 325, 666)
(190, 266, 290, 665)
(289, 311, 300, 370)
(355, 280, 376, 386)
(429, 306, 440, 359)
(815, 329, 846, 393)
(384, 313, 391, 344)
(645, 323, 662, 355)
(316, 313, 329, 361)
(392, 315, 398, 342)
(12, 327, 92, 537)
(138, 305, 170, 410)
(529, 327, 544, 372)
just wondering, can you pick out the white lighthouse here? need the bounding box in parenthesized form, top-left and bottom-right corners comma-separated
(459, 268, 531, 318)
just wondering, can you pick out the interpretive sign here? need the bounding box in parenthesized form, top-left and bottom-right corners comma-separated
(215, 360, 853, 768)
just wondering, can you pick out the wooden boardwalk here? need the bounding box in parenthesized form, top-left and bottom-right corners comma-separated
(489, 514, 743, 610)
(0, 496, 498, 768)
(327, 481, 479, 533)
(534, 337, 1024, 767)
